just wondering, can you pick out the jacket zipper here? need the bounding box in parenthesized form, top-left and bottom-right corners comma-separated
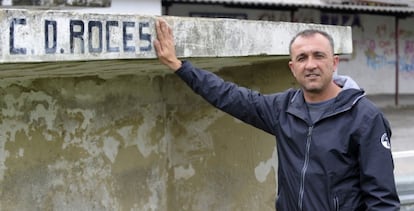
(333, 196, 339, 211)
(298, 125, 313, 210)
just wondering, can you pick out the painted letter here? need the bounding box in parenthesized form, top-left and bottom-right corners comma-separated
(123, 21, 135, 52)
(106, 21, 119, 53)
(139, 22, 152, 51)
(88, 21, 103, 53)
(70, 20, 85, 53)
(10, 18, 27, 55)
(45, 20, 57, 54)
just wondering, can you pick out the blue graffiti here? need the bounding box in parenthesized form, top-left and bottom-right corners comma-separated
(365, 54, 395, 70)
(365, 53, 414, 73)
(399, 57, 414, 73)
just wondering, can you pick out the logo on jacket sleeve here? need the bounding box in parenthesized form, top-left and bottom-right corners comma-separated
(381, 133, 391, 149)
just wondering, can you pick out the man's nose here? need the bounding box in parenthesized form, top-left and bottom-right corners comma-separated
(304, 57, 317, 70)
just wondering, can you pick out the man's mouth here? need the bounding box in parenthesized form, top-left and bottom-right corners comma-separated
(305, 73, 320, 78)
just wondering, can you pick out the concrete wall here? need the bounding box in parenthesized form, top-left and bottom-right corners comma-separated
(0, 58, 295, 210)
(0, 9, 352, 210)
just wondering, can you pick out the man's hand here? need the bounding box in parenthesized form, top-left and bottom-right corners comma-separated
(154, 18, 182, 72)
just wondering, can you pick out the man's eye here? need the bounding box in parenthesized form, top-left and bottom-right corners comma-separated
(297, 57, 305, 62)
(315, 53, 325, 59)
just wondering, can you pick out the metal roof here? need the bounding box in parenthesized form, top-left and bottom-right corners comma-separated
(163, 0, 414, 14)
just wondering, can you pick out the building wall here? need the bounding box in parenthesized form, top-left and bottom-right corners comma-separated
(81, 0, 161, 15)
(0, 0, 161, 15)
(166, 4, 414, 95)
(0, 58, 295, 210)
(398, 16, 414, 94)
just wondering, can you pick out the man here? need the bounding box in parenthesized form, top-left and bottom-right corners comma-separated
(154, 19, 400, 210)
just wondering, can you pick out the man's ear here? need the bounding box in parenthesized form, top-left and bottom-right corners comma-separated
(333, 55, 339, 72)
(288, 61, 296, 77)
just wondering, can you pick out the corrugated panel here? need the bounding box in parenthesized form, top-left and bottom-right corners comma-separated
(164, 0, 414, 13)
(164, 0, 323, 5)
(319, 3, 414, 13)
(327, 0, 414, 6)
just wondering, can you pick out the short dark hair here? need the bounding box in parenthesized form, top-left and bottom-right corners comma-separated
(289, 29, 335, 55)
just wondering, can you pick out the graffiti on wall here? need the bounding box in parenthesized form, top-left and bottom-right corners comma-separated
(356, 25, 414, 75)
(350, 23, 395, 71)
(399, 29, 414, 75)
(256, 10, 414, 74)
(185, 4, 414, 78)
(320, 13, 414, 75)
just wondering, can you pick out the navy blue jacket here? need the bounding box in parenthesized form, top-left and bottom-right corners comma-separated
(176, 61, 400, 210)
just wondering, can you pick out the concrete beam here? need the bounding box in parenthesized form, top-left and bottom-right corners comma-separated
(0, 9, 352, 79)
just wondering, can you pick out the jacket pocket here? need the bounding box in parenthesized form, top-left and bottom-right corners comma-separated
(332, 190, 360, 211)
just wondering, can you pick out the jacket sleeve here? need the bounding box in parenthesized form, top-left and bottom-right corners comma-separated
(175, 61, 278, 135)
(358, 109, 400, 210)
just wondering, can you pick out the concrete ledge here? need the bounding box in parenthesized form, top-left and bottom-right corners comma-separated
(0, 56, 288, 80)
(0, 9, 352, 62)
(0, 9, 352, 78)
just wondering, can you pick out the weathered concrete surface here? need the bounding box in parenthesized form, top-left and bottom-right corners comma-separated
(0, 56, 286, 80)
(0, 58, 294, 210)
(0, 9, 351, 79)
(0, 73, 169, 210)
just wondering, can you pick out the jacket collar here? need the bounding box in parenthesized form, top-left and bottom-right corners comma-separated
(286, 88, 365, 122)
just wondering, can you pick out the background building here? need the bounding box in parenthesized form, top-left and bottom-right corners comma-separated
(164, 0, 414, 105)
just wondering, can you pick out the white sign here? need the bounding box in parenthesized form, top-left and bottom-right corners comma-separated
(0, 0, 110, 7)
(0, 9, 155, 62)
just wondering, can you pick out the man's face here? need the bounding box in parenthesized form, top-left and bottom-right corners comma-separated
(288, 33, 339, 94)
